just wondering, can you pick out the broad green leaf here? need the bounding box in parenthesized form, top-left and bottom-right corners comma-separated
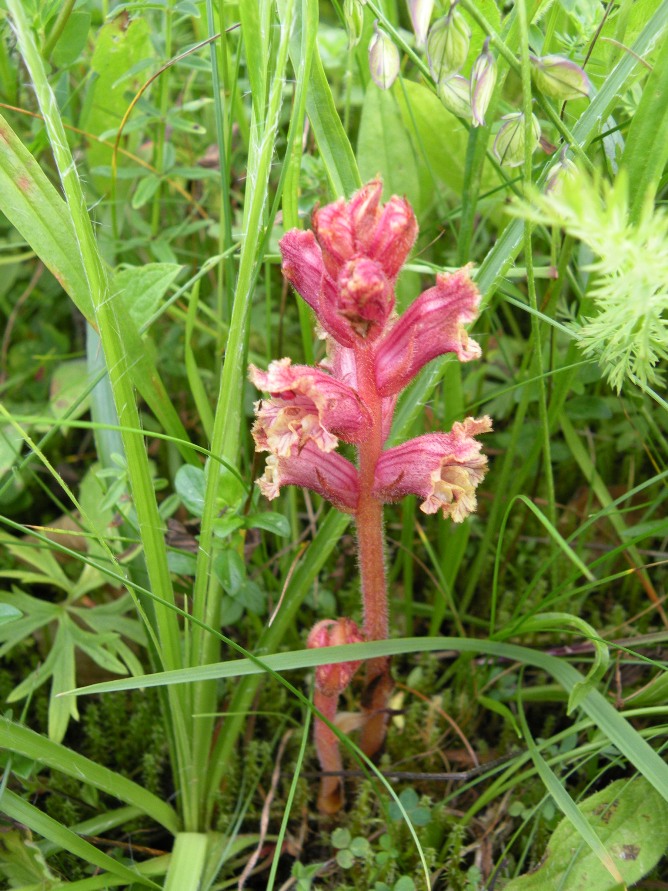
(246, 511, 290, 537)
(0, 530, 70, 590)
(51, 9, 91, 67)
(0, 590, 57, 658)
(49, 358, 91, 420)
(357, 87, 421, 213)
(394, 80, 470, 196)
(0, 827, 58, 887)
(0, 424, 23, 476)
(48, 618, 78, 743)
(113, 262, 182, 329)
(213, 549, 246, 596)
(0, 603, 21, 624)
(82, 16, 154, 177)
(130, 172, 161, 209)
(0, 112, 92, 321)
(236, 579, 266, 615)
(504, 778, 668, 890)
(175, 464, 206, 516)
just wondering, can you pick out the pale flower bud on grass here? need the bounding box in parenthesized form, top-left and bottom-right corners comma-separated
(530, 54, 591, 101)
(493, 111, 541, 168)
(545, 151, 577, 193)
(344, 0, 365, 49)
(407, 0, 435, 48)
(437, 74, 472, 119)
(427, 9, 471, 81)
(369, 22, 400, 90)
(470, 39, 497, 127)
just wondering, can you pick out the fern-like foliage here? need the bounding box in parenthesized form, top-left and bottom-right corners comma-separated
(516, 168, 668, 392)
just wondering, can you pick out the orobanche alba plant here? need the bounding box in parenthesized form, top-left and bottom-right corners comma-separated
(250, 180, 491, 812)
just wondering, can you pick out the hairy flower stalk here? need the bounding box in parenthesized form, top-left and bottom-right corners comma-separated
(251, 180, 490, 810)
(307, 619, 364, 813)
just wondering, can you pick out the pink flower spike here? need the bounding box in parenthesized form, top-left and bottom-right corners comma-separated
(250, 359, 371, 455)
(372, 417, 492, 522)
(307, 617, 365, 697)
(256, 442, 360, 512)
(374, 266, 482, 396)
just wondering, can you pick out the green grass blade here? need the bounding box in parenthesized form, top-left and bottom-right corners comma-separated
(516, 697, 625, 885)
(293, 0, 360, 197)
(164, 833, 209, 891)
(0, 715, 179, 834)
(0, 111, 92, 321)
(0, 789, 161, 888)
(621, 28, 668, 222)
(64, 636, 668, 806)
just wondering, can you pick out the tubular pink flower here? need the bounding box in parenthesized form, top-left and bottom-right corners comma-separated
(373, 266, 482, 396)
(313, 198, 357, 278)
(372, 417, 492, 521)
(249, 358, 371, 455)
(361, 195, 418, 279)
(347, 178, 384, 242)
(256, 442, 360, 513)
(307, 617, 365, 697)
(338, 257, 394, 339)
(279, 228, 324, 314)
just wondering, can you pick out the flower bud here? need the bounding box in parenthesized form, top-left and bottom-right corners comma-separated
(437, 74, 471, 119)
(470, 39, 497, 127)
(545, 150, 576, 193)
(407, 0, 435, 49)
(427, 9, 471, 81)
(307, 618, 364, 697)
(493, 111, 541, 168)
(368, 22, 401, 90)
(344, 0, 365, 49)
(530, 54, 591, 101)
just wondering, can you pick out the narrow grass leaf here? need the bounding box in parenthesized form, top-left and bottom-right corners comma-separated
(0, 716, 179, 834)
(0, 789, 161, 888)
(62, 636, 668, 806)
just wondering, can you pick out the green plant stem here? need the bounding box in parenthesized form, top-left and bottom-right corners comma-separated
(206, 0, 235, 329)
(518, 0, 557, 571)
(42, 0, 76, 59)
(150, 0, 173, 235)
